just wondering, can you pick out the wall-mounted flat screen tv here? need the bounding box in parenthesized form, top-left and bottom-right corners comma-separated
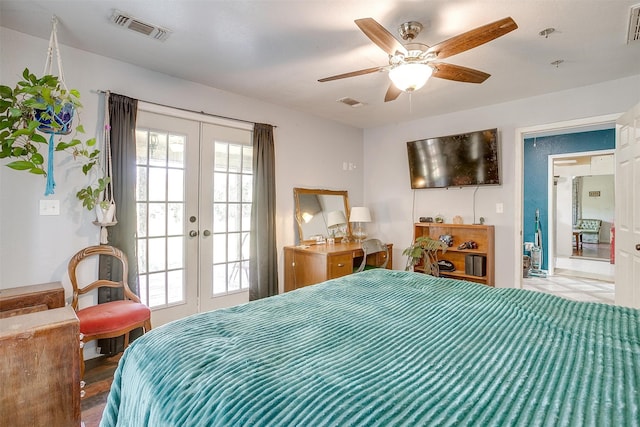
(407, 128, 501, 189)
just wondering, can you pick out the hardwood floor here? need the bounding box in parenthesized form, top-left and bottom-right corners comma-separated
(571, 242, 611, 260)
(81, 355, 120, 427)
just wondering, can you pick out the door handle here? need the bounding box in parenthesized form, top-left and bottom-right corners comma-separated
(203, 230, 211, 237)
(189, 230, 198, 237)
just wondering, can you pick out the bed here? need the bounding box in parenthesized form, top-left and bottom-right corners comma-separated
(100, 270, 639, 426)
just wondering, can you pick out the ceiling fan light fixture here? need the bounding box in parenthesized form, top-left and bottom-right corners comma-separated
(389, 63, 433, 92)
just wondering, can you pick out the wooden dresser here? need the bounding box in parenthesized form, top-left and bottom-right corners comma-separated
(0, 282, 81, 426)
(284, 241, 393, 292)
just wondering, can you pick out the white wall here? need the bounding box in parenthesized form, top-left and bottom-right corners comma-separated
(581, 175, 615, 242)
(0, 27, 364, 295)
(363, 74, 640, 287)
(555, 177, 573, 257)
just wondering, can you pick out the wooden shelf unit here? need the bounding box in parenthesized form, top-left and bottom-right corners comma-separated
(413, 223, 495, 286)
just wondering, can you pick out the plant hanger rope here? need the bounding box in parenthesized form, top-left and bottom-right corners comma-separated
(41, 16, 73, 195)
(97, 91, 117, 244)
(43, 16, 67, 92)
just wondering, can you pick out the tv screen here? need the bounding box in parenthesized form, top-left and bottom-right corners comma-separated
(407, 128, 501, 189)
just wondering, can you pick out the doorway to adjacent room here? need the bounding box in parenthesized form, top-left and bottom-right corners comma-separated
(516, 114, 619, 299)
(550, 150, 615, 283)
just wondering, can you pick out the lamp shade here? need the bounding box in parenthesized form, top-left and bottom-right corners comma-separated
(327, 210, 347, 228)
(350, 207, 371, 223)
(389, 63, 433, 92)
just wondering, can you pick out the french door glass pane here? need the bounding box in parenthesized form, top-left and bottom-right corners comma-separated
(148, 238, 166, 272)
(167, 169, 184, 200)
(228, 204, 241, 232)
(148, 272, 166, 307)
(213, 265, 226, 294)
(167, 236, 183, 269)
(213, 204, 227, 233)
(167, 203, 183, 236)
(148, 203, 166, 237)
(213, 234, 226, 264)
(149, 132, 167, 166)
(167, 270, 183, 304)
(148, 168, 167, 201)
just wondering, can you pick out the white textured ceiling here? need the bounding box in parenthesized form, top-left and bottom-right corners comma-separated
(1, 0, 639, 129)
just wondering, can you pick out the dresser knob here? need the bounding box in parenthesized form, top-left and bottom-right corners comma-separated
(337, 263, 345, 267)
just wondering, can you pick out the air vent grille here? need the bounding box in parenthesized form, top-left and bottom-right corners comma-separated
(110, 10, 171, 42)
(628, 4, 640, 44)
(338, 97, 365, 108)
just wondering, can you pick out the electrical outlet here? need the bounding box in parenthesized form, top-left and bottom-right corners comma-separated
(39, 199, 60, 215)
(496, 203, 504, 214)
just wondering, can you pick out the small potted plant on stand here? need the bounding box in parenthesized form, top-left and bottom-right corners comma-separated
(403, 235, 447, 275)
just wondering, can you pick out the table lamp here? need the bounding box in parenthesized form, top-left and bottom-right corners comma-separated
(350, 206, 371, 242)
(326, 210, 348, 241)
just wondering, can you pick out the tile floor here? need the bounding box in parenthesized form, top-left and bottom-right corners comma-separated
(522, 274, 614, 304)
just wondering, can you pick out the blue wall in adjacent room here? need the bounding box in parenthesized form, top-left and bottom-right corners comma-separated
(523, 129, 615, 270)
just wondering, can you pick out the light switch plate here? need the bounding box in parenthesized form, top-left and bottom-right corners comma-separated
(496, 202, 504, 214)
(39, 199, 60, 215)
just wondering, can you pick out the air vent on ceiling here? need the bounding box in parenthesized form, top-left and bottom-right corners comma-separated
(110, 10, 171, 41)
(628, 4, 640, 44)
(338, 97, 365, 108)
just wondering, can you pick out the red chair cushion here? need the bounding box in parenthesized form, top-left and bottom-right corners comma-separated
(77, 300, 151, 336)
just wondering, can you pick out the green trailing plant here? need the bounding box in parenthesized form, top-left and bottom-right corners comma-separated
(403, 235, 447, 274)
(0, 67, 104, 211)
(76, 176, 111, 211)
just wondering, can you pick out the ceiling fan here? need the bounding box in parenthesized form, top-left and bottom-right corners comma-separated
(318, 16, 518, 102)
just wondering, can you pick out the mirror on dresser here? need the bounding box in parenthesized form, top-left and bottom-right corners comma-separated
(294, 188, 351, 244)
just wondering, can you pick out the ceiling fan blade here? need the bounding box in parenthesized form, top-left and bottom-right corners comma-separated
(427, 17, 518, 60)
(384, 83, 402, 102)
(318, 66, 385, 82)
(431, 63, 490, 83)
(355, 18, 408, 56)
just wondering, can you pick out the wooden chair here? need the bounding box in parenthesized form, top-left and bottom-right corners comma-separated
(68, 245, 151, 378)
(355, 239, 389, 272)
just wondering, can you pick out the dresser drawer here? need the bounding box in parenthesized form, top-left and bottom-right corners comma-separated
(328, 254, 353, 279)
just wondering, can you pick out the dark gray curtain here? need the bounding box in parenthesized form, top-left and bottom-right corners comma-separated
(249, 123, 278, 300)
(98, 93, 139, 355)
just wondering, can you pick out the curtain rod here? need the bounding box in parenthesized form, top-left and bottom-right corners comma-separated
(94, 89, 276, 128)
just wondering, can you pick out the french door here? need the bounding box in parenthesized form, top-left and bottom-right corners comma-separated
(135, 110, 252, 326)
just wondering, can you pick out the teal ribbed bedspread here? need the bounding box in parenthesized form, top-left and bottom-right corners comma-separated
(100, 270, 639, 426)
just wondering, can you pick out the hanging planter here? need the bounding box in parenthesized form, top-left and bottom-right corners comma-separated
(34, 98, 75, 135)
(96, 201, 116, 224)
(0, 17, 98, 197)
(90, 91, 118, 244)
(0, 69, 86, 175)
